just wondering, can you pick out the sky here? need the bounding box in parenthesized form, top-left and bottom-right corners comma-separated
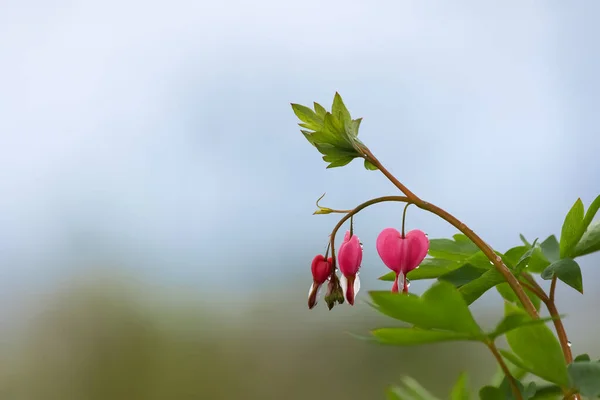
(0, 1, 599, 307)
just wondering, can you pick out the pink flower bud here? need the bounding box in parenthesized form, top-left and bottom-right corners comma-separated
(376, 228, 429, 293)
(337, 230, 363, 305)
(308, 255, 332, 309)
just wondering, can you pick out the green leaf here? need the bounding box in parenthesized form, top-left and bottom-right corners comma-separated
(291, 103, 323, 131)
(560, 198, 585, 258)
(504, 304, 570, 386)
(489, 312, 559, 339)
(385, 387, 404, 400)
(379, 258, 461, 281)
(572, 221, 600, 257)
(568, 361, 600, 397)
(428, 236, 479, 261)
(371, 327, 475, 346)
(527, 247, 551, 274)
(540, 235, 560, 263)
(459, 269, 505, 305)
(369, 281, 483, 336)
(479, 386, 504, 400)
(399, 377, 441, 400)
(574, 354, 591, 362)
(364, 159, 378, 170)
(540, 258, 583, 294)
(582, 194, 600, 232)
(514, 240, 538, 274)
(451, 372, 470, 400)
(439, 264, 487, 287)
(331, 92, 352, 127)
(499, 379, 537, 400)
(503, 246, 529, 268)
(313, 102, 327, 118)
(520, 234, 531, 247)
(529, 384, 563, 399)
(324, 155, 355, 168)
(496, 280, 541, 312)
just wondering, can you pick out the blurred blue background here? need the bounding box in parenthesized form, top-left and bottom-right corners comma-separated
(1, 1, 599, 398)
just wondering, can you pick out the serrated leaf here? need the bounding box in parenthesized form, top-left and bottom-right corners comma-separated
(540, 258, 583, 294)
(504, 304, 570, 386)
(451, 372, 470, 400)
(568, 361, 600, 397)
(364, 159, 378, 170)
(291, 103, 323, 131)
(331, 92, 352, 127)
(313, 102, 327, 118)
(325, 155, 355, 168)
(560, 198, 585, 258)
(572, 220, 600, 257)
(369, 281, 483, 336)
(372, 327, 475, 346)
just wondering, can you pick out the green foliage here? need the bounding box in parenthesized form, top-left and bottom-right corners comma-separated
(560, 198, 585, 258)
(386, 377, 440, 400)
(428, 234, 479, 260)
(291, 93, 377, 170)
(568, 360, 600, 397)
(572, 221, 600, 257)
(458, 269, 505, 305)
(369, 282, 483, 336)
(450, 373, 470, 400)
(489, 312, 559, 340)
(540, 258, 583, 294)
(503, 304, 570, 386)
(371, 328, 476, 346)
(496, 280, 542, 312)
(295, 94, 600, 400)
(559, 196, 600, 258)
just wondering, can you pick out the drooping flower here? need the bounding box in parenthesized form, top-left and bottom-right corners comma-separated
(308, 254, 332, 309)
(337, 230, 363, 305)
(376, 228, 429, 293)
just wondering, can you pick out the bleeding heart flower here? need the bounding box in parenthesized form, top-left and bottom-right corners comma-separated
(337, 230, 363, 305)
(308, 254, 332, 309)
(376, 228, 429, 293)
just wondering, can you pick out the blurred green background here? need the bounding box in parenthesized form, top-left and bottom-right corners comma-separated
(1, 270, 599, 399)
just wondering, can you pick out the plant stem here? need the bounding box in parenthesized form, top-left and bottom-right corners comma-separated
(401, 203, 411, 238)
(361, 147, 539, 319)
(329, 196, 410, 270)
(548, 277, 574, 364)
(486, 340, 523, 400)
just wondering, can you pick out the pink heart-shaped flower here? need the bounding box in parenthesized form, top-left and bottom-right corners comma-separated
(376, 228, 429, 292)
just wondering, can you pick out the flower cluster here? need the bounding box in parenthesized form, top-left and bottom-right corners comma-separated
(309, 227, 429, 309)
